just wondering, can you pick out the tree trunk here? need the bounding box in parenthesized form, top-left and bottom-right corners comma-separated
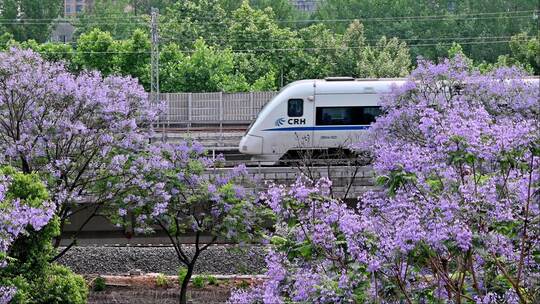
(179, 264, 194, 304)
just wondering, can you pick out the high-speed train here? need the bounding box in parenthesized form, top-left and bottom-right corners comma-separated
(239, 77, 406, 164)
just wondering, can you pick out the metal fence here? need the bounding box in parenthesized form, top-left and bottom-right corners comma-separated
(154, 91, 277, 127)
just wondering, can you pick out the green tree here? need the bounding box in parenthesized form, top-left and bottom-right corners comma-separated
(0, 0, 62, 42)
(336, 20, 366, 76)
(160, 0, 227, 50)
(129, 0, 174, 15)
(74, 28, 118, 75)
(508, 32, 540, 74)
(73, 0, 146, 40)
(314, 0, 538, 63)
(160, 39, 250, 92)
(250, 0, 307, 24)
(288, 23, 340, 79)
(228, 1, 297, 87)
(2, 38, 75, 68)
(0, 32, 15, 50)
(114, 29, 151, 88)
(356, 36, 411, 78)
(447, 41, 536, 75)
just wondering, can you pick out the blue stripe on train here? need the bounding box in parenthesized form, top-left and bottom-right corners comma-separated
(262, 126, 371, 131)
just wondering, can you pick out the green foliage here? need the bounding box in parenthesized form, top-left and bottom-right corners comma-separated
(32, 264, 88, 304)
(160, 39, 252, 92)
(237, 279, 250, 289)
(155, 273, 169, 288)
(376, 168, 417, 195)
(7, 265, 87, 304)
(178, 267, 188, 285)
(0, 32, 15, 51)
(314, 0, 538, 64)
(0, 167, 49, 206)
(74, 28, 118, 75)
(356, 36, 411, 78)
(92, 276, 107, 291)
(160, 0, 227, 50)
(509, 32, 540, 74)
(73, 0, 144, 40)
(204, 274, 218, 286)
(6, 0, 536, 93)
(114, 29, 151, 88)
(0, 167, 88, 303)
(0, 0, 62, 42)
(191, 276, 206, 288)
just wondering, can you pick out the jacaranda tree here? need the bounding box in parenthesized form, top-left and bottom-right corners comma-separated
(107, 141, 271, 304)
(230, 57, 539, 303)
(0, 48, 158, 257)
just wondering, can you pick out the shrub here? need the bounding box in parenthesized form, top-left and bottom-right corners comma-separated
(33, 264, 88, 304)
(237, 280, 250, 289)
(204, 274, 218, 286)
(92, 276, 106, 292)
(192, 276, 205, 289)
(155, 273, 169, 288)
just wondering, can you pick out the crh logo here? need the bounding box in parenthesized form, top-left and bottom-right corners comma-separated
(275, 117, 286, 126)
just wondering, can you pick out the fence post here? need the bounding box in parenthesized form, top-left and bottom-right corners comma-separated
(219, 92, 223, 146)
(188, 92, 192, 132)
(249, 91, 254, 120)
(166, 93, 170, 130)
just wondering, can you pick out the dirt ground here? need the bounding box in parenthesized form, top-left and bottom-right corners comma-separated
(87, 274, 262, 304)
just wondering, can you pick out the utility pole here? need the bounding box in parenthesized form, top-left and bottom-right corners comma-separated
(150, 7, 165, 141)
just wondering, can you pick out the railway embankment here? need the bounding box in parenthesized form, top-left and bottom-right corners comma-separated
(59, 245, 267, 275)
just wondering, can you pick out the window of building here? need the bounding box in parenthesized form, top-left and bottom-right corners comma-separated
(316, 106, 381, 125)
(65, 6, 72, 13)
(288, 99, 303, 117)
(76, 4, 84, 12)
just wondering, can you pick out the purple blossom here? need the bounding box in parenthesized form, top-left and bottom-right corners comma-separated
(234, 57, 540, 303)
(0, 286, 16, 304)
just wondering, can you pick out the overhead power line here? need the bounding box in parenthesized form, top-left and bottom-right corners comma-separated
(159, 35, 529, 46)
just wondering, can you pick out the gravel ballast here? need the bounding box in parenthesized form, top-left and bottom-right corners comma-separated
(59, 245, 267, 275)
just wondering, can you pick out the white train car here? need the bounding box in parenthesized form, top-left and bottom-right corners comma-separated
(239, 77, 406, 164)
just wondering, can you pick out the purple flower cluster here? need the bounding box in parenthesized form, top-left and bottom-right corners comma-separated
(355, 56, 540, 302)
(107, 140, 267, 244)
(231, 57, 540, 303)
(0, 48, 158, 238)
(233, 177, 368, 303)
(0, 286, 16, 304)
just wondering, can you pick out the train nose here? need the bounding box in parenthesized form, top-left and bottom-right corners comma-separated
(239, 134, 263, 155)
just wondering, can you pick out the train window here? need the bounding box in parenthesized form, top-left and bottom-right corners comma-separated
(288, 99, 303, 117)
(316, 106, 381, 125)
